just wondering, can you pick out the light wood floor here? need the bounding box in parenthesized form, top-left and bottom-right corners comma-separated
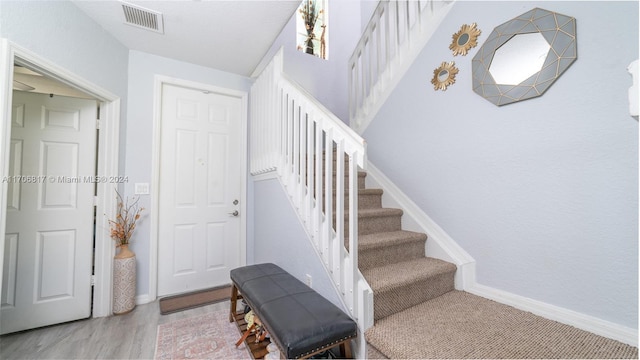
(0, 300, 230, 359)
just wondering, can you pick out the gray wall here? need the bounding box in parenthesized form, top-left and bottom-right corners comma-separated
(0, 0, 130, 170)
(0, 1, 128, 98)
(125, 50, 252, 296)
(363, 1, 638, 329)
(257, 0, 363, 121)
(252, 178, 345, 310)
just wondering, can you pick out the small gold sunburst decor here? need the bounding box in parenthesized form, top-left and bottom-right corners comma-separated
(449, 23, 481, 56)
(431, 61, 459, 91)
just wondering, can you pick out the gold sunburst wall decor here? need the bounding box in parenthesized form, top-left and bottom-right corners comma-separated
(431, 61, 459, 91)
(450, 23, 481, 56)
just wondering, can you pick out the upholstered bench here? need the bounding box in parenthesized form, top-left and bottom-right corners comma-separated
(229, 263, 357, 359)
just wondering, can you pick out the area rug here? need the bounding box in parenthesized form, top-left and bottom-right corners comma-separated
(154, 307, 251, 360)
(159, 285, 232, 315)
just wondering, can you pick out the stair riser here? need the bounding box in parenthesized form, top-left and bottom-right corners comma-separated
(306, 175, 366, 195)
(320, 174, 366, 190)
(342, 215, 402, 236)
(373, 271, 455, 321)
(359, 241, 425, 271)
(333, 214, 401, 236)
(324, 192, 382, 210)
(306, 153, 358, 175)
(355, 193, 382, 209)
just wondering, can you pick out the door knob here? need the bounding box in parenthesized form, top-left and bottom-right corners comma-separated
(228, 210, 239, 217)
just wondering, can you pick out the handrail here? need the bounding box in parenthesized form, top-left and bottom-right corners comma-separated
(349, 0, 455, 133)
(250, 49, 374, 339)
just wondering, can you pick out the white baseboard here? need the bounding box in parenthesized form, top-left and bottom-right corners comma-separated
(468, 283, 638, 347)
(135, 294, 154, 305)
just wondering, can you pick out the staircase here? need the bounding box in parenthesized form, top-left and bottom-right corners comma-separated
(249, 2, 639, 357)
(249, 3, 468, 352)
(329, 155, 458, 358)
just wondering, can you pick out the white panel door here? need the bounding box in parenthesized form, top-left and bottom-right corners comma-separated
(1, 91, 97, 334)
(158, 84, 242, 296)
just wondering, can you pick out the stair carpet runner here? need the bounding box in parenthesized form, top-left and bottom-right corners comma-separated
(325, 154, 456, 359)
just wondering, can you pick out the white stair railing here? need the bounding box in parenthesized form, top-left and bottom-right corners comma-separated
(349, 0, 455, 133)
(250, 49, 374, 337)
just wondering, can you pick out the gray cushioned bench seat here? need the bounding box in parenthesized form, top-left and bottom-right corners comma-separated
(229, 263, 357, 359)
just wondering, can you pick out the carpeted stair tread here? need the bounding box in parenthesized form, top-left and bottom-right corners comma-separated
(364, 257, 455, 320)
(358, 231, 428, 270)
(362, 257, 455, 293)
(332, 188, 383, 195)
(330, 188, 383, 210)
(365, 291, 639, 359)
(359, 230, 427, 250)
(326, 170, 367, 177)
(335, 208, 402, 221)
(366, 343, 389, 359)
(335, 208, 402, 220)
(356, 208, 403, 218)
(337, 208, 403, 236)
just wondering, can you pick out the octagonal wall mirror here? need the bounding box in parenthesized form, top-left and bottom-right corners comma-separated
(472, 8, 577, 106)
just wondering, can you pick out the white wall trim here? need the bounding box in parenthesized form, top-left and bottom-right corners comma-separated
(251, 171, 278, 182)
(468, 283, 639, 347)
(628, 59, 639, 117)
(364, 159, 638, 347)
(135, 294, 153, 305)
(364, 160, 475, 289)
(150, 75, 248, 301)
(93, 98, 121, 317)
(0, 38, 121, 318)
(0, 40, 14, 314)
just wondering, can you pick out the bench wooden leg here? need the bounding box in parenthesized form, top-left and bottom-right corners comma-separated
(340, 340, 353, 359)
(229, 283, 238, 323)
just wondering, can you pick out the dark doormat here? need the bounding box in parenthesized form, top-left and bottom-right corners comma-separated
(159, 284, 232, 315)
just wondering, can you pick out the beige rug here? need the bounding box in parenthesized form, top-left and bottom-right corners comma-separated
(154, 307, 251, 360)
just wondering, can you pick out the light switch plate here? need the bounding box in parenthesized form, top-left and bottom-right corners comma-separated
(134, 183, 150, 195)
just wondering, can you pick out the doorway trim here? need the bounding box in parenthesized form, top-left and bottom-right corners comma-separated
(149, 75, 248, 300)
(0, 38, 121, 318)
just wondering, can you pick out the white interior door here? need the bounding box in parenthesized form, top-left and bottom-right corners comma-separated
(1, 91, 97, 334)
(157, 84, 242, 297)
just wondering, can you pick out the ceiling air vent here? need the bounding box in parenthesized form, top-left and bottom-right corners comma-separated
(121, 2, 164, 34)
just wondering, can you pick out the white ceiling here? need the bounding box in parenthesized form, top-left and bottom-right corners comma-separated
(13, 66, 95, 99)
(72, 0, 300, 77)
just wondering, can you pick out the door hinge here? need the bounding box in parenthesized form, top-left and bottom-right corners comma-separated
(90, 275, 96, 286)
(96, 119, 101, 129)
(93, 196, 98, 207)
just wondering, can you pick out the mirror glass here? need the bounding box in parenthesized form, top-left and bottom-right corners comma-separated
(489, 33, 550, 85)
(457, 33, 470, 46)
(438, 70, 449, 82)
(471, 8, 577, 106)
